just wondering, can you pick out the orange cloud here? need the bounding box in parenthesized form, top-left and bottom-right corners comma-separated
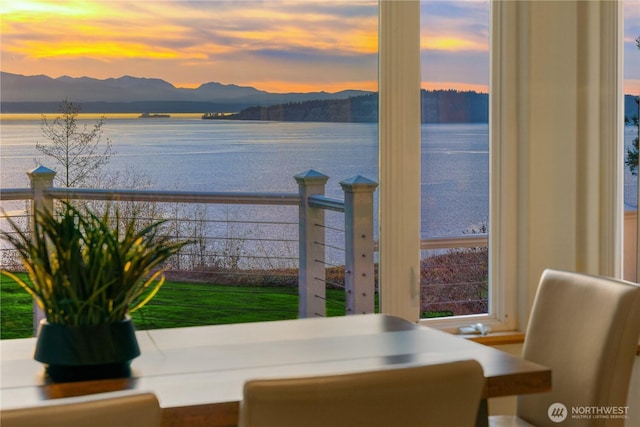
(422, 36, 487, 52)
(242, 79, 378, 94)
(17, 40, 190, 61)
(625, 80, 640, 96)
(1, 1, 486, 93)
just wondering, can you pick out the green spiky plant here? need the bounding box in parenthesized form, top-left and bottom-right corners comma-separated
(1, 202, 188, 326)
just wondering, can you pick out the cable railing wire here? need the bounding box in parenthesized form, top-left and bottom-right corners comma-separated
(1, 172, 493, 332)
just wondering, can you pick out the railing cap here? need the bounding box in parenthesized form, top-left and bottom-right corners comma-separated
(28, 165, 57, 178)
(340, 175, 378, 192)
(294, 169, 329, 184)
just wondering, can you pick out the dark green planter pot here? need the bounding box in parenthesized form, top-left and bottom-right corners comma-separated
(34, 318, 141, 383)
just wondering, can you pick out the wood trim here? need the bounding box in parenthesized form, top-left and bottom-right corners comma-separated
(460, 331, 640, 356)
(461, 331, 525, 346)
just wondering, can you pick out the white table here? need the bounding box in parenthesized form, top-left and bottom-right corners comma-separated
(1, 314, 551, 426)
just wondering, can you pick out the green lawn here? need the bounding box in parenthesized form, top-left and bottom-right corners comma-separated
(0, 274, 35, 339)
(0, 274, 362, 340)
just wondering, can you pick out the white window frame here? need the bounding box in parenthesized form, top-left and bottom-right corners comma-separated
(378, 0, 512, 331)
(377, 0, 623, 332)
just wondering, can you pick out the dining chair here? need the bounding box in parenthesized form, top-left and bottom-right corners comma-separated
(238, 359, 485, 427)
(490, 269, 640, 427)
(0, 391, 162, 427)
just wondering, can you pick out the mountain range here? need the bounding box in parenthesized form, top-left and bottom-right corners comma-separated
(0, 72, 371, 113)
(0, 72, 637, 124)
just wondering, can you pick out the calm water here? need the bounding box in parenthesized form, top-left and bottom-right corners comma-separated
(1, 115, 637, 239)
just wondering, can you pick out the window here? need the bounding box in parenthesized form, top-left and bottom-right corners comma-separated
(0, 1, 381, 330)
(419, 0, 490, 320)
(1, 1, 625, 333)
(378, 1, 624, 332)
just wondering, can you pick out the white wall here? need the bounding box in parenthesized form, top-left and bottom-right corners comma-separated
(493, 0, 624, 331)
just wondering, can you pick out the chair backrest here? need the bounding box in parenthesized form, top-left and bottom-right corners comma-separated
(0, 391, 162, 427)
(517, 269, 640, 427)
(238, 359, 485, 427)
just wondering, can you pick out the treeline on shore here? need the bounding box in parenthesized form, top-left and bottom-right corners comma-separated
(222, 90, 489, 124)
(224, 91, 639, 124)
(3, 92, 637, 125)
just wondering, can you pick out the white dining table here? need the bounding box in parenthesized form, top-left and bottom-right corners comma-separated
(0, 314, 551, 426)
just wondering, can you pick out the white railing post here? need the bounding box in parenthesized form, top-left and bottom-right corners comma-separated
(341, 176, 378, 315)
(295, 170, 328, 318)
(27, 166, 56, 335)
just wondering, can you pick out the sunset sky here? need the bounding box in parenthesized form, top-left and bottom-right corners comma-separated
(1, 0, 639, 95)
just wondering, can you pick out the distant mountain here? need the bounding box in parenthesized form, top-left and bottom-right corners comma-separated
(0, 72, 372, 113)
(1, 72, 637, 123)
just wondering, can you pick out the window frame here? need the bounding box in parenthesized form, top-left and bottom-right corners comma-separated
(378, 0, 514, 331)
(377, 0, 624, 332)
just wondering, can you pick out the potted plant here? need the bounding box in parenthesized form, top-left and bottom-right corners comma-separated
(1, 202, 188, 382)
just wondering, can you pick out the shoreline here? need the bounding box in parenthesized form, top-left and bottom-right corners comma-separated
(0, 112, 205, 121)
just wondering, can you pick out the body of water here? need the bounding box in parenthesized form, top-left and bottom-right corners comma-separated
(1, 115, 637, 240)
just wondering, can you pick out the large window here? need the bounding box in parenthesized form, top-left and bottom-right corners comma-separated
(2, 1, 628, 334)
(419, 1, 490, 319)
(379, 1, 625, 332)
(0, 1, 381, 333)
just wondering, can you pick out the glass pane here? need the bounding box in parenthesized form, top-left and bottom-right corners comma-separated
(419, 0, 490, 318)
(0, 1, 379, 333)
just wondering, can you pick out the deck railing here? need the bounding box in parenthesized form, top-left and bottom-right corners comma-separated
(420, 237, 488, 316)
(4, 167, 636, 337)
(1, 166, 378, 333)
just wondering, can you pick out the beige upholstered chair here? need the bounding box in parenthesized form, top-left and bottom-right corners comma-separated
(239, 359, 485, 427)
(0, 391, 162, 427)
(491, 269, 640, 427)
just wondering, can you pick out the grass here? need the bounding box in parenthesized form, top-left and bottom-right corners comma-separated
(1, 247, 486, 339)
(0, 273, 35, 339)
(0, 273, 363, 340)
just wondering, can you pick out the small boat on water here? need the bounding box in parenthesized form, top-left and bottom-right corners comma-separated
(139, 113, 170, 118)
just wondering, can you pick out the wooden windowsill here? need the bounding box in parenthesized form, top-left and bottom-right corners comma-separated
(458, 331, 525, 346)
(458, 331, 640, 356)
